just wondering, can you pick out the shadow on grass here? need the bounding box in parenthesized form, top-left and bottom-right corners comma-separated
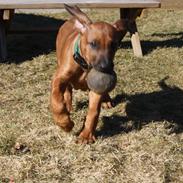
(120, 32, 183, 54)
(5, 12, 183, 63)
(98, 77, 183, 137)
(6, 13, 65, 63)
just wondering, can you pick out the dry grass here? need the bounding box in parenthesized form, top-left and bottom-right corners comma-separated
(0, 9, 183, 183)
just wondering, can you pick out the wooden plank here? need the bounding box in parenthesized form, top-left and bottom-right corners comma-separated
(3, 10, 11, 20)
(0, 19, 7, 62)
(120, 8, 143, 57)
(161, 0, 183, 9)
(128, 18, 143, 57)
(131, 30, 143, 57)
(120, 8, 143, 20)
(0, 0, 161, 9)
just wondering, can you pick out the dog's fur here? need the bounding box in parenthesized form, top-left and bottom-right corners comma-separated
(50, 4, 127, 143)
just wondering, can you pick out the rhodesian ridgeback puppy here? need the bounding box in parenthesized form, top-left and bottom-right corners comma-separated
(50, 4, 127, 143)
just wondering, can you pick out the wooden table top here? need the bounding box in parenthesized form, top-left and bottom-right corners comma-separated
(0, 0, 161, 9)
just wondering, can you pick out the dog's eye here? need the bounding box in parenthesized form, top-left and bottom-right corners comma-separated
(89, 41, 98, 49)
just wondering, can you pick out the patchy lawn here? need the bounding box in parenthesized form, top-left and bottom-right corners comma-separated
(0, 9, 183, 183)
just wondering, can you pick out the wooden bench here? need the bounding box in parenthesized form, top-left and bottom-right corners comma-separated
(0, 0, 162, 61)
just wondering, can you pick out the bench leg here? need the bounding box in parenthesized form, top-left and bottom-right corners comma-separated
(129, 21, 143, 57)
(0, 19, 7, 62)
(120, 8, 143, 57)
(0, 9, 14, 62)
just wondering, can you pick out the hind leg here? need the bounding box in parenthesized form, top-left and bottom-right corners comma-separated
(102, 93, 114, 109)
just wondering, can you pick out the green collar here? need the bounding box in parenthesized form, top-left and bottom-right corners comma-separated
(74, 34, 81, 55)
(73, 34, 91, 70)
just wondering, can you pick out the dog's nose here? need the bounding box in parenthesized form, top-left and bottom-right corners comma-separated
(96, 60, 114, 73)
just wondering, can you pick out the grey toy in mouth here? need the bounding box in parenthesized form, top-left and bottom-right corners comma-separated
(87, 68, 117, 94)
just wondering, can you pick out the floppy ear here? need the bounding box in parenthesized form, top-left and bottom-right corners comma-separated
(113, 19, 128, 41)
(64, 4, 92, 33)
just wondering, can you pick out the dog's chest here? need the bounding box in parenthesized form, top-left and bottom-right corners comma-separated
(71, 71, 88, 91)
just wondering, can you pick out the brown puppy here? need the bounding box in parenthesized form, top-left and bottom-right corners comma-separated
(50, 4, 127, 143)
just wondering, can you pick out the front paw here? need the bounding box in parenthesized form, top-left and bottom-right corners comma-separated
(53, 113, 75, 132)
(76, 130, 96, 144)
(56, 120, 74, 132)
(61, 120, 74, 132)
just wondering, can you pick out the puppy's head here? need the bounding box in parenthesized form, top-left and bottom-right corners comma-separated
(65, 4, 127, 73)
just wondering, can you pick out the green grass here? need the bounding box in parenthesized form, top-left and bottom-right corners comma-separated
(0, 9, 183, 183)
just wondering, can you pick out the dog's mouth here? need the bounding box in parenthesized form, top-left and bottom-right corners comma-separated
(73, 51, 114, 74)
(92, 62, 114, 74)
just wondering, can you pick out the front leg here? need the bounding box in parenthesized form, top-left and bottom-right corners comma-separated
(64, 85, 72, 112)
(51, 70, 74, 132)
(77, 91, 103, 144)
